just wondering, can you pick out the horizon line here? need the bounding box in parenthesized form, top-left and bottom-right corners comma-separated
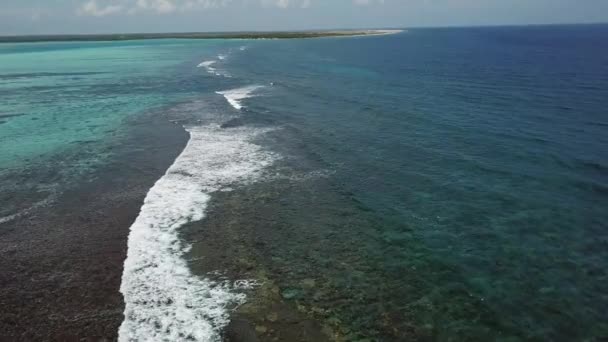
(1, 21, 606, 39)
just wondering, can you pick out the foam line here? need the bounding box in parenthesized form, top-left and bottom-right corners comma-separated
(119, 125, 276, 342)
(0, 198, 53, 225)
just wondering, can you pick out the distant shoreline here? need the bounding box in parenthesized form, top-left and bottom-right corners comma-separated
(0, 29, 404, 44)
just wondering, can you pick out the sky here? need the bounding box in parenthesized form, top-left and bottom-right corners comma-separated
(1, 0, 608, 35)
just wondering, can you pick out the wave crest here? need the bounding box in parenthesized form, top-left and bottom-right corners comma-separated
(216, 85, 263, 110)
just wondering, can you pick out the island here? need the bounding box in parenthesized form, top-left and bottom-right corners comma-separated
(0, 29, 403, 43)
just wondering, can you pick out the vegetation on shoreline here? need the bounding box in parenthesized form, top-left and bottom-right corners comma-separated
(0, 30, 400, 43)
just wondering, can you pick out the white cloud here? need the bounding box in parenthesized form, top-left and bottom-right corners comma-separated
(138, 0, 176, 13)
(75, 0, 316, 16)
(77, 0, 124, 16)
(260, 0, 311, 9)
(353, 0, 384, 5)
(77, 0, 234, 16)
(276, 0, 289, 8)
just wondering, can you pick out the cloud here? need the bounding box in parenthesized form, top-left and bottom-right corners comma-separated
(260, 0, 311, 9)
(131, 0, 233, 14)
(353, 0, 384, 5)
(75, 0, 317, 15)
(132, 0, 176, 13)
(77, 0, 235, 16)
(77, 0, 124, 16)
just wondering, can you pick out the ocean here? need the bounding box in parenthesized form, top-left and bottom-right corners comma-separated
(1, 25, 607, 341)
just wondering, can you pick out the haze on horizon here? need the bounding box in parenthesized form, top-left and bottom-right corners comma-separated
(1, 0, 607, 36)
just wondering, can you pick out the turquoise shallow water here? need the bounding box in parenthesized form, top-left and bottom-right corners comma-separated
(0, 39, 221, 169)
(1, 26, 608, 341)
(0, 39, 237, 218)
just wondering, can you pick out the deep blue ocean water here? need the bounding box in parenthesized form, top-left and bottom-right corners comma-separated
(1, 25, 607, 340)
(218, 25, 608, 340)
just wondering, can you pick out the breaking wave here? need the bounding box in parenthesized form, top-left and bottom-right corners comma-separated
(216, 85, 263, 110)
(118, 124, 276, 342)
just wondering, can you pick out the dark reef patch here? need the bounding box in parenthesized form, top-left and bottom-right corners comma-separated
(0, 111, 187, 340)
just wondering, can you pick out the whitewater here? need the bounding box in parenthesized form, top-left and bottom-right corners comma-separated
(118, 123, 276, 341)
(216, 85, 263, 110)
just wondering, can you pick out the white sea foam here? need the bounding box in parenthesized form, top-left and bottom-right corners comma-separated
(197, 60, 216, 69)
(197, 61, 219, 75)
(118, 125, 276, 342)
(239, 46, 247, 51)
(216, 85, 263, 110)
(0, 197, 53, 225)
(217, 54, 227, 60)
(197, 60, 230, 77)
(0, 212, 21, 225)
